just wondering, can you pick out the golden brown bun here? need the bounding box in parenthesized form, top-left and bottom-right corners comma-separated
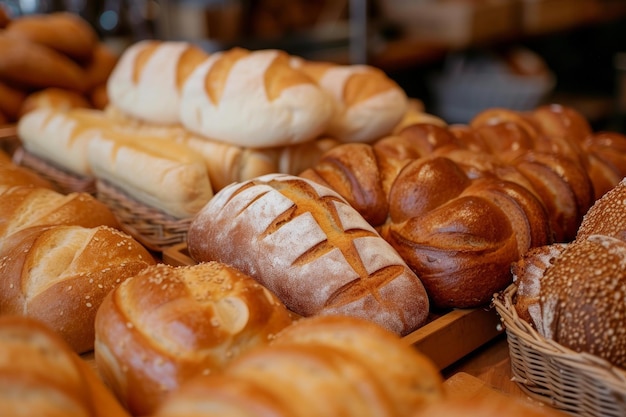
(412, 393, 568, 417)
(19, 87, 92, 117)
(0, 315, 131, 417)
(94, 262, 295, 416)
(187, 173, 430, 335)
(0, 185, 120, 243)
(153, 315, 444, 417)
(0, 224, 156, 354)
(0, 34, 88, 92)
(4, 12, 98, 62)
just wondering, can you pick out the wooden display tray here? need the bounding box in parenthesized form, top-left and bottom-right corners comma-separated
(162, 243, 504, 371)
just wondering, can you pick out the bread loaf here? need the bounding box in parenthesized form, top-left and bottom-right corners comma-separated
(0, 33, 88, 92)
(187, 173, 430, 335)
(94, 262, 295, 416)
(19, 88, 92, 118)
(0, 161, 55, 191)
(576, 177, 626, 241)
(291, 58, 408, 143)
(0, 224, 156, 354)
(0, 315, 131, 417)
(107, 40, 209, 125)
(180, 48, 334, 148)
(0, 185, 120, 245)
(512, 234, 626, 368)
(3, 12, 98, 62)
(87, 126, 214, 219)
(152, 315, 444, 417)
(17, 107, 112, 178)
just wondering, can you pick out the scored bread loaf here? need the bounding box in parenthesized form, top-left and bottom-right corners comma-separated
(87, 125, 214, 219)
(17, 107, 112, 178)
(0, 315, 131, 417)
(19, 87, 92, 118)
(0, 160, 56, 191)
(94, 262, 295, 416)
(291, 58, 408, 143)
(107, 40, 209, 125)
(187, 173, 430, 336)
(0, 185, 120, 245)
(0, 224, 156, 354)
(179, 47, 334, 148)
(152, 315, 444, 417)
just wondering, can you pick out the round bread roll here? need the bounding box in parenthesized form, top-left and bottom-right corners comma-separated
(107, 40, 209, 125)
(0, 224, 156, 354)
(4, 12, 98, 62)
(94, 262, 295, 416)
(0, 185, 120, 245)
(180, 48, 334, 148)
(0, 315, 131, 417)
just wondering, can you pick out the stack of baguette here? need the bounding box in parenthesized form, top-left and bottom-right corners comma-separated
(0, 10, 118, 125)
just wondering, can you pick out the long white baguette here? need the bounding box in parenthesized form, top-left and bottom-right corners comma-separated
(87, 127, 213, 219)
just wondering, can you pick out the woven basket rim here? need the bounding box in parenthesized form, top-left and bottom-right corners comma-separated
(493, 283, 626, 393)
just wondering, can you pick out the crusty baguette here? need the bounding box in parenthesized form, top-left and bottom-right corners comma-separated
(107, 40, 209, 125)
(0, 185, 120, 244)
(19, 88, 92, 117)
(0, 315, 131, 417)
(94, 262, 295, 416)
(0, 225, 156, 354)
(187, 173, 430, 336)
(87, 126, 214, 219)
(0, 161, 56, 191)
(180, 48, 334, 148)
(291, 58, 408, 143)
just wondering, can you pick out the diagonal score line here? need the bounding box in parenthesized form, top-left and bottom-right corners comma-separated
(260, 178, 402, 307)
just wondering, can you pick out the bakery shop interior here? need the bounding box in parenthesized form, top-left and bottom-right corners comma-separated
(2, 0, 626, 415)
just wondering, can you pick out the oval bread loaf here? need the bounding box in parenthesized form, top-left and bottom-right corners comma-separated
(187, 173, 430, 335)
(179, 48, 334, 148)
(94, 262, 295, 416)
(0, 224, 156, 354)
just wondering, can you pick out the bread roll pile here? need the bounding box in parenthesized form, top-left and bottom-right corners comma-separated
(512, 178, 626, 368)
(300, 104, 626, 310)
(0, 11, 118, 125)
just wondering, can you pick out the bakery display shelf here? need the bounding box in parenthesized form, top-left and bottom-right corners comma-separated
(162, 242, 504, 371)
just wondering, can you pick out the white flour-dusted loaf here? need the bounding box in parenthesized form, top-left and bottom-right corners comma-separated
(179, 48, 334, 148)
(291, 58, 408, 143)
(187, 173, 430, 335)
(107, 40, 209, 125)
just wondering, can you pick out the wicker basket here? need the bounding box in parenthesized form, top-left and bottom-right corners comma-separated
(96, 179, 191, 252)
(493, 284, 626, 416)
(12, 147, 96, 195)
